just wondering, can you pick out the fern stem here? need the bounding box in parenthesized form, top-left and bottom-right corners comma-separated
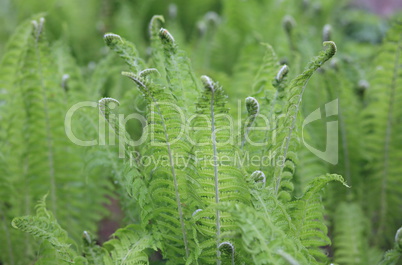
(151, 96, 189, 258)
(274, 42, 336, 195)
(33, 20, 57, 214)
(378, 31, 402, 238)
(209, 83, 222, 264)
(274, 89, 303, 194)
(259, 65, 288, 169)
(123, 72, 190, 257)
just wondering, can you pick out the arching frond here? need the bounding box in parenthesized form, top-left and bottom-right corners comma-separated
(289, 174, 348, 262)
(11, 195, 83, 264)
(271, 41, 337, 201)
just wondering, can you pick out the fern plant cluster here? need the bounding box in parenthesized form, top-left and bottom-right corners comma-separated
(1, 0, 402, 264)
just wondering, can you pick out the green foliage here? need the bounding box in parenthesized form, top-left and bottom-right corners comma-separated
(378, 228, 402, 265)
(1, 1, 402, 265)
(333, 202, 371, 265)
(289, 174, 348, 261)
(11, 195, 84, 264)
(362, 21, 402, 247)
(0, 15, 111, 265)
(10, 16, 342, 263)
(103, 225, 156, 265)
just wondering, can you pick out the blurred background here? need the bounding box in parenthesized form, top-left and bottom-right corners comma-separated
(1, 0, 401, 65)
(354, 0, 402, 15)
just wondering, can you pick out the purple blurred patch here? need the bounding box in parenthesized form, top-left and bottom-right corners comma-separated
(354, 0, 402, 16)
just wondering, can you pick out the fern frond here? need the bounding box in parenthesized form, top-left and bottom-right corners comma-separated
(123, 71, 199, 262)
(97, 90, 151, 225)
(241, 44, 283, 175)
(34, 242, 87, 265)
(362, 21, 402, 246)
(149, 15, 166, 79)
(0, 15, 45, 265)
(26, 17, 110, 244)
(191, 75, 250, 263)
(0, 17, 112, 264)
(103, 225, 156, 265)
(0, 14, 43, 104)
(247, 174, 295, 235)
(333, 202, 370, 265)
(11, 195, 82, 264)
(159, 28, 200, 111)
(289, 174, 348, 261)
(98, 97, 133, 150)
(219, 203, 314, 265)
(104, 33, 145, 72)
(71, 93, 135, 226)
(271, 41, 337, 201)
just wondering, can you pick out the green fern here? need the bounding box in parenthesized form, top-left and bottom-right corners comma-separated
(219, 202, 313, 265)
(103, 225, 157, 265)
(289, 174, 348, 261)
(191, 75, 250, 264)
(0, 16, 111, 265)
(378, 228, 402, 265)
(362, 21, 402, 246)
(104, 30, 203, 262)
(333, 202, 371, 265)
(271, 41, 337, 202)
(11, 195, 83, 264)
(5, 3, 402, 265)
(158, 27, 200, 111)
